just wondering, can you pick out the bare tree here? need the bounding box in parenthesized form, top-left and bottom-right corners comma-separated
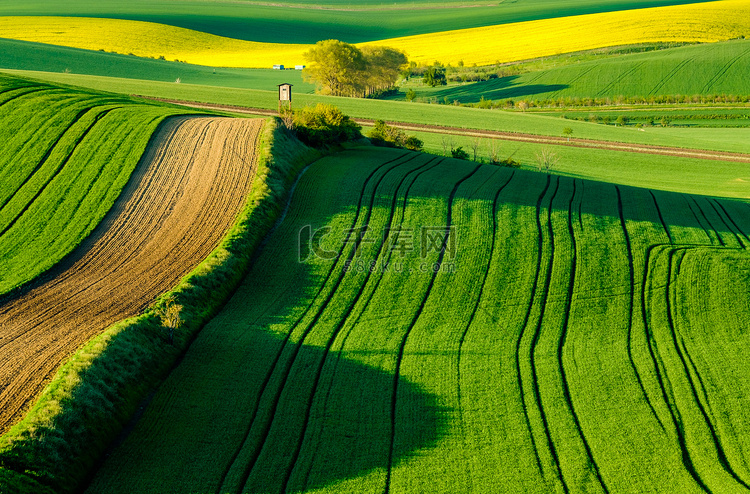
(535, 147, 559, 173)
(489, 139, 500, 164)
(470, 136, 482, 162)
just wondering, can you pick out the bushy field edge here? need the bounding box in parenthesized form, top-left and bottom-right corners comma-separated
(0, 118, 322, 493)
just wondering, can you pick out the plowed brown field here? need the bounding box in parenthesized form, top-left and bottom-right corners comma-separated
(0, 116, 263, 434)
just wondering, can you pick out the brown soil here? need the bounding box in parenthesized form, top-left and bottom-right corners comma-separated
(141, 96, 750, 164)
(0, 116, 263, 434)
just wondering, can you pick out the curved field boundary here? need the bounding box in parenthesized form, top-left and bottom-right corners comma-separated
(0, 116, 262, 434)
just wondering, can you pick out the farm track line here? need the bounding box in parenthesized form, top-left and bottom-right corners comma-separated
(615, 185, 664, 430)
(711, 199, 749, 248)
(526, 176, 569, 492)
(705, 198, 745, 248)
(514, 175, 551, 483)
(687, 196, 721, 246)
(455, 169, 514, 436)
(641, 245, 711, 492)
(295, 157, 443, 490)
(277, 157, 442, 493)
(664, 248, 750, 489)
(295, 156, 443, 490)
(136, 97, 750, 164)
(0, 116, 262, 434)
(0, 86, 53, 108)
(0, 103, 91, 213)
(0, 107, 116, 237)
(220, 152, 420, 492)
(384, 163, 482, 494)
(648, 57, 693, 97)
(559, 179, 609, 493)
(701, 47, 750, 94)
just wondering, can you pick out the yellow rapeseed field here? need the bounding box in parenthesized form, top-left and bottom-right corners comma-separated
(0, 17, 309, 68)
(1, 0, 749, 68)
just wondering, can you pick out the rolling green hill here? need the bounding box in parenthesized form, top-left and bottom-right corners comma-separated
(0, 38, 315, 93)
(0, 0, 718, 44)
(400, 39, 750, 104)
(0, 74, 184, 296)
(86, 145, 750, 493)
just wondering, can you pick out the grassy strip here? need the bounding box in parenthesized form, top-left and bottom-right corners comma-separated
(0, 118, 320, 493)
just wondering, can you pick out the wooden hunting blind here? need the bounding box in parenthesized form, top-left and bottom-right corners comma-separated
(278, 83, 292, 112)
(278, 83, 292, 102)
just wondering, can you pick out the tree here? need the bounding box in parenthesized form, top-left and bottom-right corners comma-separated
(303, 40, 366, 96)
(423, 66, 447, 87)
(405, 88, 417, 102)
(563, 127, 573, 141)
(359, 45, 408, 97)
(470, 137, 481, 161)
(616, 115, 629, 126)
(303, 40, 407, 98)
(535, 147, 559, 173)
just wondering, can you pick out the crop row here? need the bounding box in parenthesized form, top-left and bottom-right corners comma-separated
(0, 75, 184, 296)
(86, 147, 750, 493)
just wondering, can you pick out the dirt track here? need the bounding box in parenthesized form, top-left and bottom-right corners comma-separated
(140, 96, 750, 164)
(0, 116, 262, 434)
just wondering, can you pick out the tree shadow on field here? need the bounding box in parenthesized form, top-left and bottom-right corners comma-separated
(405, 76, 568, 104)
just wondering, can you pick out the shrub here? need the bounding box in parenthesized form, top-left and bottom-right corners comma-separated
(368, 120, 423, 151)
(451, 146, 470, 160)
(287, 104, 362, 147)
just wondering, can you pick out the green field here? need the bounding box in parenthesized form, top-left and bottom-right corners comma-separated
(0, 74, 182, 296)
(396, 40, 750, 105)
(360, 127, 750, 198)
(0, 38, 315, 93)
(0, 0, 715, 44)
(6, 69, 750, 156)
(85, 145, 750, 493)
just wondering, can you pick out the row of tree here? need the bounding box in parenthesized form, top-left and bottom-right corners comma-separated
(303, 40, 408, 98)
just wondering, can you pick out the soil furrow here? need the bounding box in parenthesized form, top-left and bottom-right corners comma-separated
(0, 116, 262, 434)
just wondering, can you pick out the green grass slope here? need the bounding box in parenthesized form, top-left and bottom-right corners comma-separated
(86, 145, 750, 493)
(0, 0, 717, 43)
(0, 74, 186, 296)
(0, 38, 315, 93)
(401, 39, 750, 104)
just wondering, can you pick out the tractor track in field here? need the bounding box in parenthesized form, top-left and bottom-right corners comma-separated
(136, 96, 750, 164)
(384, 162, 482, 494)
(217, 152, 418, 492)
(0, 115, 263, 434)
(279, 155, 442, 493)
